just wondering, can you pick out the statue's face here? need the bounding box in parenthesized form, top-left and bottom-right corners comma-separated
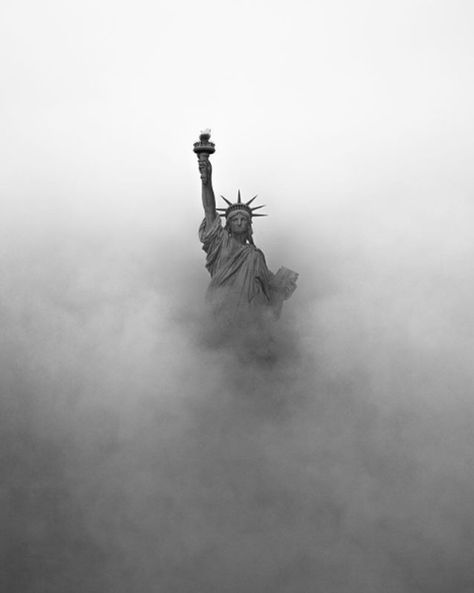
(228, 213, 250, 235)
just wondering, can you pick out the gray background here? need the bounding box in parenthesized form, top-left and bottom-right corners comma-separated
(1, 1, 474, 592)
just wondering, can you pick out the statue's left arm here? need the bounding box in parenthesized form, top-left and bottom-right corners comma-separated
(268, 266, 299, 318)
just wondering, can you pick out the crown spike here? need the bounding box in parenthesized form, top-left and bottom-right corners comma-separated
(252, 213, 267, 217)
(246, 195, 258, 206)
(217, 191, 268, 220)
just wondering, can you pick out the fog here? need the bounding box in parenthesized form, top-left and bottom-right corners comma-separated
(2, 1, 474, 592)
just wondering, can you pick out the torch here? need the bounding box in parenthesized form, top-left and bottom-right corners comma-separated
(193, 129, 215, 185)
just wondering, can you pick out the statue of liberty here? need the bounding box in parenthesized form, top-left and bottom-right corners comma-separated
(194, 130, 298, 332)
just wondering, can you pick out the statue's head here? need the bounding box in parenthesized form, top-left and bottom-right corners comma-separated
(225, 211, 252, 242)
(217, 191, 266, 244)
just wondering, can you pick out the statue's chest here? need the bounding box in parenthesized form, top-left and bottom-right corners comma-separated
(221, 239, 251, 261)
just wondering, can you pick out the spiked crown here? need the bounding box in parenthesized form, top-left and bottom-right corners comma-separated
(216, 190, 267, 220)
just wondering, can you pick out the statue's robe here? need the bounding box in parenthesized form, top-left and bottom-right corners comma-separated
(199, 216, 280, 327)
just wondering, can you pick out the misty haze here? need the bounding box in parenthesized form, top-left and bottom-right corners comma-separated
(2, 1, 474, 592)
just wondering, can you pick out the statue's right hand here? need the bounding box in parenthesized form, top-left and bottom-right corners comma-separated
(198, 158, 212, 182)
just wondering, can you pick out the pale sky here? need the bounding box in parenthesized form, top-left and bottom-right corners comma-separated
(1, 0, 473, 264)
(2, 5, 474, 589)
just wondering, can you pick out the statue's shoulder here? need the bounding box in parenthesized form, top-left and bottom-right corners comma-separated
(199, 215, 224, 243)
(251, 245, 268, 265)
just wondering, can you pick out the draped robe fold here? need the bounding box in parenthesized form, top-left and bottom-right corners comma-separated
(199, 216, 279, 326)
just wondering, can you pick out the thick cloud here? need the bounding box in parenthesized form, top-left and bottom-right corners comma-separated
(2, 2, 474, 590)
(2, 199, 474, 592)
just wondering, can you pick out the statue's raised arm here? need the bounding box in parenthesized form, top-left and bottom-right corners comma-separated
(194, 129, 216, 225)
(193, 130, 298, 334)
